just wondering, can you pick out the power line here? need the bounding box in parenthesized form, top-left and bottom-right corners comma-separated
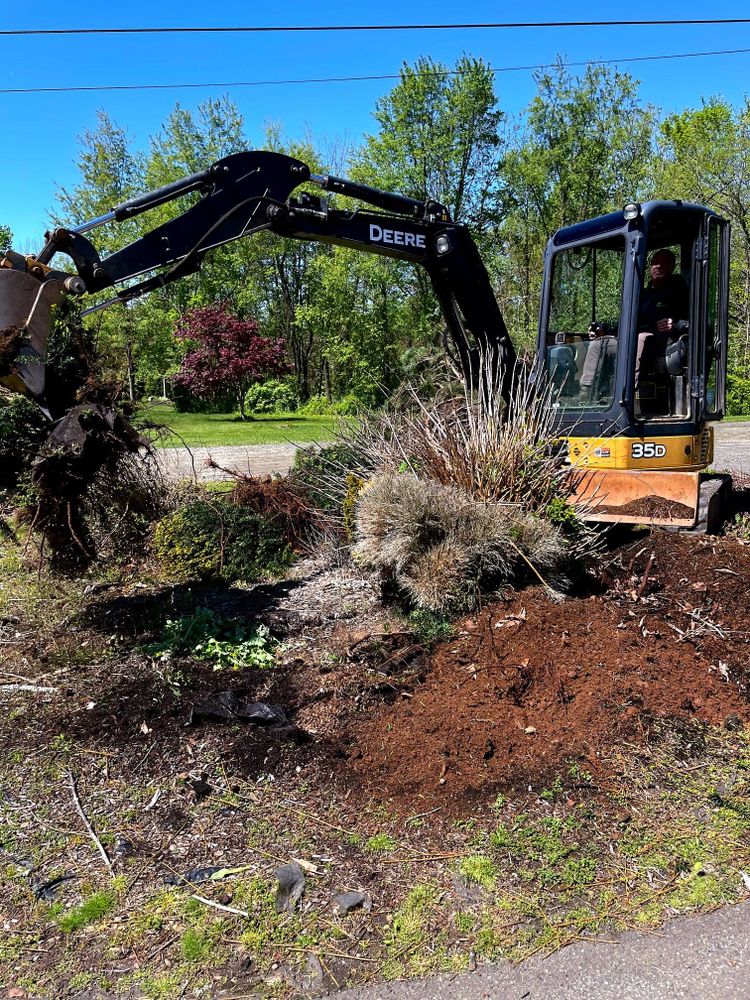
(1, 46, 749, 95)
(2, 18, 750, 36)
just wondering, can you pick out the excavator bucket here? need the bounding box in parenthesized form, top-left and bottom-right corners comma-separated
(0, 269, 64, 401)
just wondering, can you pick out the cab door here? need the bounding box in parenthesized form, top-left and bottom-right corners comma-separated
(698, 215, 730, 419)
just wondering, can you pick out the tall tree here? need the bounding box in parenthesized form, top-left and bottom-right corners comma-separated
(498, 62, 654, 345)
(55, 111, 144, 255)
(357, 55, 504, 230)
(656, 99, 750, 372)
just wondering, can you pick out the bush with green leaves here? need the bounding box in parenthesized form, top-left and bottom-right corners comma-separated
(244, 378, 299, 415)
(292, 443, 361, 512)
(726, 373, 750, 417)
(297, 394, 359, 416)
(153, 498, 291, 582)
(0, 394, 48, 492)
(141, 606, 276, 670)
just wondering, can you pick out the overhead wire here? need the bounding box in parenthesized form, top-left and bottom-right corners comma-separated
(1, 45, 749, 95)
(2, 18, 750, 35)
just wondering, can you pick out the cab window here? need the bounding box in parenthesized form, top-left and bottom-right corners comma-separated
(545, 236, 626, 410)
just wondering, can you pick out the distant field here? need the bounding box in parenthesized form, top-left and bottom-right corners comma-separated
(135, 402, 336, 448)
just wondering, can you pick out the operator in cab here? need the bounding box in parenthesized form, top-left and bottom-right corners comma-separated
(634, 247, 689, 391)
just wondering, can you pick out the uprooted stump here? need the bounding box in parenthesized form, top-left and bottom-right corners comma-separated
(21, 403, 167, 570)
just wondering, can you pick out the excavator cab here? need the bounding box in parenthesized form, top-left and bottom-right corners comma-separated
(538, 201, 731, 529)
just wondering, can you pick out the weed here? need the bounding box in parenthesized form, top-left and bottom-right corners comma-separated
(567, 761, 594, 784)
(180, 926, 214, 963)
(407, 608, 455, 646)
(728, 512, 750, 542)
(540, 776, 565, 802)
(141, 606, 276, 671)
(136, 971, 184, 999)
(68, 972, 95, 989)
(383, 884, 439, 978)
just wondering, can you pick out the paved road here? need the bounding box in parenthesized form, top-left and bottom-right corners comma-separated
(156, 422, 750, 483)
(714, 420, 750, 474)
(155, 441, 316, 481)
(338, 900, 750, 1000)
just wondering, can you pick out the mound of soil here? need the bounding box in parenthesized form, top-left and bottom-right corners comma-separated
(344, 532, 750, 812)
(598, 495, 695, 519)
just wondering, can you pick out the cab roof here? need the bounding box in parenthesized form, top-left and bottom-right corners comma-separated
(551, 200, 719, 248)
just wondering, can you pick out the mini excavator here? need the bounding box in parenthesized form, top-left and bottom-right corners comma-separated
(0, 150, 733, 531)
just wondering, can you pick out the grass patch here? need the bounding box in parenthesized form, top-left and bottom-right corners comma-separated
(137, 402, 335, 448)
(56, 890, 116, 933)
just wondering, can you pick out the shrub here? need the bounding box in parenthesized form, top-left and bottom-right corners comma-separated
(354, 474, 570, 612)
(330, 393, 361, 415)
(231, 475, 313, 549)
(321, 358, 599, 609)
(0, 394, 48, 492)
(297, 393, 360, 416)
(153, 498, 291, 582)
(244, 378, 299, 415)
(726, 373, 750, 417)
(297, 395, 330, 416)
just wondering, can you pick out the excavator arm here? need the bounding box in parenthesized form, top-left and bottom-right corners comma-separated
(0, 149, 515, 403)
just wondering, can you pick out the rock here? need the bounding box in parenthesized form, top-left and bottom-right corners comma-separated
(332, 890, 372, 915)
(184, 774, 213, 801)
(724, 713, 744, 732)
(114, 835, 134, 858)
(274, 861, 306, 913)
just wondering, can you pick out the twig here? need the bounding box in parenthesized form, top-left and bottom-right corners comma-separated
(404, 807, 441, 824)
(277, 943, 379, 963)
(67, 770, 113, 874)
(636, 551, 656, 599)
(191, 893, 249, 917)
(144, 789, 161, 812)
(0, 683, 57, 693)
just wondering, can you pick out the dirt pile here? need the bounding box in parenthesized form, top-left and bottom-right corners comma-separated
(344, 532, 750, 811)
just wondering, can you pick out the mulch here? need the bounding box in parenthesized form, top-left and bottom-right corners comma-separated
(342, 531, 750, 813)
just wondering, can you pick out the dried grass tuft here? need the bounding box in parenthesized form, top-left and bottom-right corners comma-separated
(307, 356, 600, 610)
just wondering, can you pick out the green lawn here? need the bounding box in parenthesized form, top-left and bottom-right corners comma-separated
(135, 402, 336, 448)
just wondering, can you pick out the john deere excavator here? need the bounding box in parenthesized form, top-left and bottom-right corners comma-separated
(0, 150, 733, 531)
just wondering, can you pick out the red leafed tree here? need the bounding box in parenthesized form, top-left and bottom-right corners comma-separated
(173, 307, 287, 419)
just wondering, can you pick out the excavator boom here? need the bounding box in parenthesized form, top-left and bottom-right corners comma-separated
(0, 150, 515, 403)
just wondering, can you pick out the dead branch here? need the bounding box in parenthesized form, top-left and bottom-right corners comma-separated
(67, 770, 113, 874)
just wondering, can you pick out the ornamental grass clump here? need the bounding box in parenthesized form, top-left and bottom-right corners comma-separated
(354, 473, 571, 612)
(319, 357, 598, 610)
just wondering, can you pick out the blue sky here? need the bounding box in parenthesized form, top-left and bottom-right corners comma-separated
(2, 0, 750, 250)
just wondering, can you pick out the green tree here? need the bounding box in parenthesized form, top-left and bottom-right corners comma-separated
(54, 110, 144, 255)
(357, 55, 504, 229)
(0, 224, 12, 249)
(499, 61, 654, 345)
(656, 99, 750, 372)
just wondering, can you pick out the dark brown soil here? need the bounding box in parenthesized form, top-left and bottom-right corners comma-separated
(598, 495, 695, 519)
(0, 323, 22, 374)
(343, 532, 750, 813)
